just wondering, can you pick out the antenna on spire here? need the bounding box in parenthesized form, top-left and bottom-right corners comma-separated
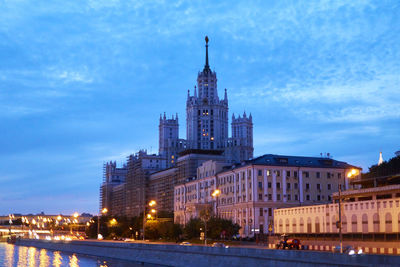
(204, 36, 210, 72)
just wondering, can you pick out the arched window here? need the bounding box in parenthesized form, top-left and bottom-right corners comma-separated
(300, 218, 304, 233)
(385, 213, 392, 233)
(307, 217, 312, 233)
(292, 218, 297, 233)
(315, 217, 320, 233)
(279, 219, 283, 233)
(373, 213, 379, 232)
(351, 214, 358, 232)
(398, 213, 400, 232)
(362, 214, 368, 233)
(285, 219, 289, 233)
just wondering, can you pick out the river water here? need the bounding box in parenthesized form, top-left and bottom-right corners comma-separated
(0, 243, 158, 267)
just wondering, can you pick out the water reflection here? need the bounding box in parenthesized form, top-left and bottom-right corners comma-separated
(0, 243, 154, 267)
(5, 243, 14, 267)
(28, 246, 37, 267)
(18, 245, 28, 266)
(53, 251, 63, 267)
(69, 254, 79, 267)
(39, 249, 50, 267)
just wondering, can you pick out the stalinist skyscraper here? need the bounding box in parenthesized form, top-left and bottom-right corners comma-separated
(186, 36, 229, 150)
(159, 36, 253, 166)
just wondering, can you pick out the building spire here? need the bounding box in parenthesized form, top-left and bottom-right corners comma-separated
(194, 86, 197, 97)
(203, 36, 210, 73)
(378, 151, 384, 165)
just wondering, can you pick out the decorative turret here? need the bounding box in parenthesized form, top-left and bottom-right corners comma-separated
(224, 88, 228, 102)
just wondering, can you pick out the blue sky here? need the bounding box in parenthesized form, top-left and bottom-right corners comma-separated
(1, 0, 399, 215)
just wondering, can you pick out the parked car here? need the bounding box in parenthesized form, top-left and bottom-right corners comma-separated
(332, 245, 363, 255)
(275, 234, 301, 250)
(211, 242, 229, 248)
(180, 241, 192, 246)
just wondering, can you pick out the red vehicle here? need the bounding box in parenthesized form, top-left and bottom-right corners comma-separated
(276, 234, 301, 250)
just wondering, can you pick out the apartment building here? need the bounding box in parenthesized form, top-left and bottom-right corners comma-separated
(174, 154, 360, 237)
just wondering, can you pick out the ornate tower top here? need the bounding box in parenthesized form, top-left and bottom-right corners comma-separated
(204, 36, 210, 73)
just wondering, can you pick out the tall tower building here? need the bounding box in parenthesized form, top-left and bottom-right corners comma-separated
(159, 112, 182, 167)
(231, 112, 253, 161)
(186, 36, 229, 150)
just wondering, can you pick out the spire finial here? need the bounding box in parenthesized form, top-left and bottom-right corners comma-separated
(204, 36, 210, 72)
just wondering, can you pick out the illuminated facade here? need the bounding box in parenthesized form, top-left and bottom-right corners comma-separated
(174, 154, 361, 237)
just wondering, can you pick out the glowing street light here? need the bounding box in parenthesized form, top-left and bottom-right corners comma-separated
(212, 189, 221, 217)
(97, 208, 108, 240)
(211, 189, 221, 197)
(110, 218, 117, 226)
(143, 200, 157, 240)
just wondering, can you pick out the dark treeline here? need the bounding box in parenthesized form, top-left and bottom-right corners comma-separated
(362, 155, 400, 179)
(86, 215, 240, 242)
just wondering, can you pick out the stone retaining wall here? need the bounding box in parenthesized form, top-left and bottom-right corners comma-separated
(15, 239, 400, 267)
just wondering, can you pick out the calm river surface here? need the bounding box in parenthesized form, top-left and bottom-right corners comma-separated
(0, 243, 158, 267)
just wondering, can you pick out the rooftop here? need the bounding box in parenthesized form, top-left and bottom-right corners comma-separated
(235, 154, 361, 170)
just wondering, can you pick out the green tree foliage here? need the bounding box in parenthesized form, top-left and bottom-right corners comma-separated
(363, 155, 400, 179)
(184, 218, 202, 239)
(85, 214, 238, 241)
(207, 217, 241, 239)
(183, 217, 240, 240)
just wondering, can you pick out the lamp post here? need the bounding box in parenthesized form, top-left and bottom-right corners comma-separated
(97, 208, 108, 240)
(211, 189, 221, 217)
(73, 212, 79, 235)
(143, 200, 156, 241)
(337, 168, 359, 253)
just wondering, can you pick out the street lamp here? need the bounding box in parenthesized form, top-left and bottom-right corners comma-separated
(211, 189, 221, 217)
(338, 168, 359, 253)
(97, 208, 108, 240)
(143, 200, 156, 241)
(72, 212, 79, 235)
(110, 218, 117, 226)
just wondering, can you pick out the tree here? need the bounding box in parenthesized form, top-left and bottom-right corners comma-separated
(207, 217, 240, 240)
(363, 155, 400, 180)
(184, 218, 202, 239)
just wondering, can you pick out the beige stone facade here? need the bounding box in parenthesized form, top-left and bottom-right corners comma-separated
(174, 154, 360, 237)
(274, 184, 400, 234)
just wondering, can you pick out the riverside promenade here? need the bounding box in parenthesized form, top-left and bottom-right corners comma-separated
(15, 239, 400, 267)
